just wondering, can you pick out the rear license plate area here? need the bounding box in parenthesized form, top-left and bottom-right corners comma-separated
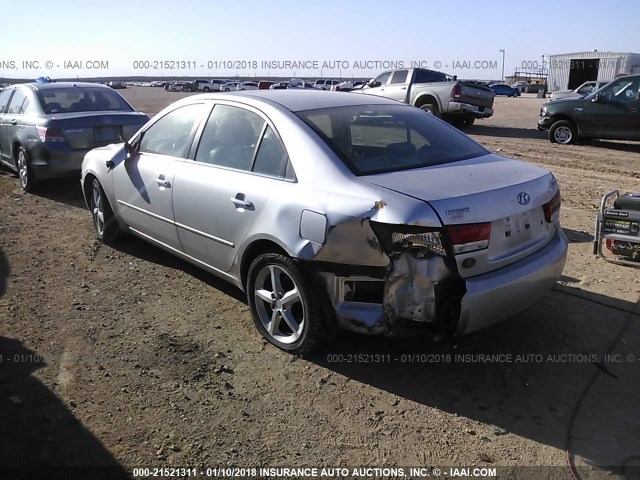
(94, 126, 118, 142)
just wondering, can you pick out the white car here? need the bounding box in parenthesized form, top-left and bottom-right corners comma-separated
(238, 82, 258, 91)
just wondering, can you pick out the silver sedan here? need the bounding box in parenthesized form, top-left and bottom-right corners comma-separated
(81, 90, 568, 354)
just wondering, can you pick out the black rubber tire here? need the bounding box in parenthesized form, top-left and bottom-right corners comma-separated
(419, 102, 440, 117)
(246, 253, 326, 355)
(203, 87, 210, 92)
(88, 177, 122, 244)
(549, 120, 578, 145)
(15, 145, 38, 193)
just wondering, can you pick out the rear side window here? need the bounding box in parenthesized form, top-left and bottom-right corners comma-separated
(390, 70, 408, 84)
(253, 126, 289, 178)
(195, 104, 263, 171)
(415, 69, 447, 83)
(7, 90, 27, 114)
(0, 89, 13, 113)
(139, 103, 204, 158)
(37, 87, 133, 114)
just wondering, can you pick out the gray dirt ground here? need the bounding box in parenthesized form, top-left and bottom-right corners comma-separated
(0, 89, 639, 479)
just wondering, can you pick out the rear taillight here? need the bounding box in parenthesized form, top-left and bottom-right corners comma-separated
(446, 222, 491, 254)
(36, 126, 66, 143)
(543, 190, 561, 222)
(452, 84, 462, 99)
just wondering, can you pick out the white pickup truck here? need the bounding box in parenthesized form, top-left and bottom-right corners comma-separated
(359, 68, 495, 127)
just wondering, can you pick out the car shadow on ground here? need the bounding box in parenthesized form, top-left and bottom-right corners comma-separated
(111, 234, 247, 304)
(468, 125, 547, 140)
(0, 248, 129, 479)
(310, 286, 640, 477)
(563, 228, 594, 244)
(34, 176, 87, 209)
(0, 337, 130, 479)
(585, 140, 640, 154)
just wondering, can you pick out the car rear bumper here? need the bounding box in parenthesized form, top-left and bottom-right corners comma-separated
(458, 227, 568, 335)
(448, 101, 494, 118)
(29, 144, 95, 180)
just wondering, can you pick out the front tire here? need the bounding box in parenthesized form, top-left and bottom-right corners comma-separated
(549, 120, 578, 145)
(89, 178, 121, 244)
(15, 146, 37, 193)
(246, 254, 325, 355)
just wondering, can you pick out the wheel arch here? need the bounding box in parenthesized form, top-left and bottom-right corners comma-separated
(414, 94, 441, 111)
(239, 238, 290, 290)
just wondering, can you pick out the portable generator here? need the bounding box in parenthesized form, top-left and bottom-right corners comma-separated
(594, 190, 640, 267)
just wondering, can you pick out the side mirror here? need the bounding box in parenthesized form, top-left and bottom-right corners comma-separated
(592, 92, 602, 103)
(367, 80, 381, 88)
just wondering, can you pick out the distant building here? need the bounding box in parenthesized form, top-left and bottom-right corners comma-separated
(547, 51, 640, 92)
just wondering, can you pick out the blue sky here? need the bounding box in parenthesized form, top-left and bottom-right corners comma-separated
(1, 0, 638, 80)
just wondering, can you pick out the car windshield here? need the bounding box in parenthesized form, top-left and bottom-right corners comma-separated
(38, 87, 133, 114)
(296, 104, 488, 175)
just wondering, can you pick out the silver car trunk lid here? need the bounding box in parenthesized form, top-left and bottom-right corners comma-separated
(366, 154, 560, 277)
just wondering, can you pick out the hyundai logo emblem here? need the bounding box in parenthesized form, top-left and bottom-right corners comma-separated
(517, 192, 530, 205)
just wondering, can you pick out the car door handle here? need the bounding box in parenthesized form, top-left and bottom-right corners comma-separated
(10, 119, 17, 125)
(400, 87, 407, 90)
(230, 194, 253, 208)
(155, 175, 171, 188)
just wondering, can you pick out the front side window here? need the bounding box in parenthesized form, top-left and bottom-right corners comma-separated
(195, 104, 263, 171)
(373, 72, 392, 86)
(297, 105, 488, 176)
(599, 77, 640, 103)
(139, 103, 204, 158)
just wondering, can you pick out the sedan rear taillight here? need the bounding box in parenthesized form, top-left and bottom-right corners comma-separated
(36, 126, 66, 143)
(446, 222, 491, 254)
(543, 190, 561, 222)
(451, 84, 462, 99)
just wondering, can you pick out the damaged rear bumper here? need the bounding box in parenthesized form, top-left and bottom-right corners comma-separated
(315, 228, 567, 338)
(458, 228, 568, 334)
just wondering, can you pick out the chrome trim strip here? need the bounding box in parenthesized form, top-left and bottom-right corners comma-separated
(117, 200, 174, 225)
(175, 221, 235, 248)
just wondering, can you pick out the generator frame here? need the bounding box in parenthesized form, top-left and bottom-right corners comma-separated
(593, 190, 640, 268)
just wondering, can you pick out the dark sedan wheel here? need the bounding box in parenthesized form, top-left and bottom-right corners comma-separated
(203, 87, 211, 92)
(247, 253, 325, 355)
(16, 146, 37, 193)
(89, 178, 121, 243)
(549, 120, 578, 145)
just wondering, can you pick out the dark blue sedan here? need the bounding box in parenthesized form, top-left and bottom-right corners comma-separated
(0, 81, 148, 192)
(489, 84, 521, 97)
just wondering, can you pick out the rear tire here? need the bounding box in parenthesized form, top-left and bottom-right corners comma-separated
(419, 102, 440, 117)
(15, 146, 37, 193)
(549, 120, 578, 145)
(246, 253, 326, 355)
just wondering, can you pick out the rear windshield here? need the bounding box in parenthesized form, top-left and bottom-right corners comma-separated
(38, 87, 133, 114)
(296, 105, 488, 175)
